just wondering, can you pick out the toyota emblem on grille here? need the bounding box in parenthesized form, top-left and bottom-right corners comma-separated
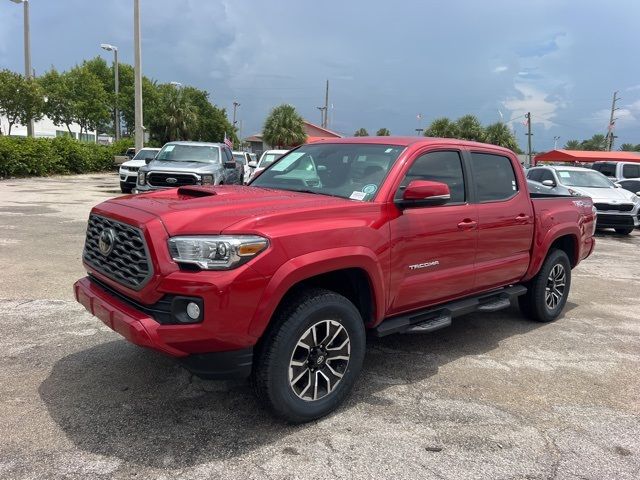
(98, 228, 116, 256)
(166, 177, 177, 184)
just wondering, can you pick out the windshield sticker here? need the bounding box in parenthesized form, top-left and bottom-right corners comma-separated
(164, 145, 175, 152)
(350, 191, 367, 201)
(362, 184, 378, 195)
(558, 171, 570, 178)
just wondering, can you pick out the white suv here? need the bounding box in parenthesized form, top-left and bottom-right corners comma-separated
(119, 147, 161, 193)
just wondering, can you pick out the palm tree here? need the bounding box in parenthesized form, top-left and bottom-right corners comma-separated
(162, 86, 197, 142)
(424, 117, 459, 138)
(263, 104, 307, 148)
(580, 134, 607, 151)
(564, 140, 581, 150)
(354, 128, 369, 137)
(455, 115, 485, 142)
(376, 128, 390, 136)
(485, 122, 520, 152)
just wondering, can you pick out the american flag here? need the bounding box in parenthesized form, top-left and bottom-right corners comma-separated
(223, 132, 233, 148)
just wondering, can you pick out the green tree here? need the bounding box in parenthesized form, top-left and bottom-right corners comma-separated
(0, 70, 44, 136)
(354, 128, 369, 136)
(455, 114, 485, 142)
(39, 69, 75, 135)
(424, 117, 459, 138)
(564, 140, 581, 150)
(181, 86, 235, 144)
(376, 127, 390, 136)
(485, 122, 521, 152)
(263, 104, 307, 148)
(151, 84, 198, 143)
(619, 143, 640, 152)
(66, 64, 111, 138)
(580, 134, 607, 151)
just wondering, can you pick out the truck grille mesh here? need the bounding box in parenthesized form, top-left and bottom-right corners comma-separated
(83, 214, 152, 290)
(148, 172, 197, 187)
(594, 203, 633, 212)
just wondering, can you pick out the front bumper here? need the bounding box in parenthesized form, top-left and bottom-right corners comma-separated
(596, 212, 640, 229)
(74, 276, 256, 378)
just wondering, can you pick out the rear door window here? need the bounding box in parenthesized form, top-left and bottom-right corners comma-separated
(621, 164, 640, 179)
(592, 162, 616, 177)
(471, 152, 518, 202)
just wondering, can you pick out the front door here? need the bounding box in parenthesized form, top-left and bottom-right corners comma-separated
(388, 150, 478, 315)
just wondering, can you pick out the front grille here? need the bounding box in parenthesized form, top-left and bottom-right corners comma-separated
(148, 172, 197, 187)
(83, 214, 152, 290)
(594, 202, 634, 212)
(125, 166, 140, 172)
(596, 214, 635, 227)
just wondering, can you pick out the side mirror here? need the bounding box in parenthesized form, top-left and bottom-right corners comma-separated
(541, 179, 556, 187)
(248, 161, 257, 168)
(396, 180, 450, 208)
(223, 160, 237, 169)
(144, 157, 154, 164)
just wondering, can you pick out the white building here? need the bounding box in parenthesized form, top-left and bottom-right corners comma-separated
(0, 115, 113, 144)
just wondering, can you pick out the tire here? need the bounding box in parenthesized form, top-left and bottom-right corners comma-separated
(252, 288, 366, 423)
(120, 182, 132, 194)
(615, 228, 634, 235)
(518, 249, 571, 323)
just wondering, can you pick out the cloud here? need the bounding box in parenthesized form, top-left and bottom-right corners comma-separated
(503, 84, 561, 129)
(587, 100, 640, 129)
(493, 66, 508, 73)
(626, 85, 640, 92)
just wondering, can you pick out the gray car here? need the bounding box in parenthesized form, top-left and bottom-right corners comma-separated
(135, 141, 241, 192)
(527, 165, 640, 234)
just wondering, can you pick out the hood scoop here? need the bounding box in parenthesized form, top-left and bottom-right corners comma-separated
(177, 186, 217, 197)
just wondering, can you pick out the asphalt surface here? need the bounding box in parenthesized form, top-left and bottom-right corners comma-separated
(0, 173, 638, 479)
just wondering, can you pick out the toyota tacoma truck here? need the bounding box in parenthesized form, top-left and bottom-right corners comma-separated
(74, 137, 596, 423)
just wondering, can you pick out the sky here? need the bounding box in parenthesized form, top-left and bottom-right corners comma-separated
(1, 0, 639, 151)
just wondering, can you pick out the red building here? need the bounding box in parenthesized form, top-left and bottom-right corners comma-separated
(533, 149, 640, 166)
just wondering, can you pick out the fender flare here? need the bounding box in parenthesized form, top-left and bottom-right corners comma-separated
(247, 246, 386, 337)
(523, 223, 580, 281)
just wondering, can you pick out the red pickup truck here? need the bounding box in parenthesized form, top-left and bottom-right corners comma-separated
(74, 137, 595, 422)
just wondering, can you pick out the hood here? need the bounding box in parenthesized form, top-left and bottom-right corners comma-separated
(146, 160, 220, 173)
(570, 186, 638, 204)
(105, 185, 364, 236)
(121, 159, 145, 168)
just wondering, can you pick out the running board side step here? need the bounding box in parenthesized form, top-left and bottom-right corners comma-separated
(372, 285, 527, 337)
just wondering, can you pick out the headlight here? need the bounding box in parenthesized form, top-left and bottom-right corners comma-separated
(201, 174, 214, 185)
(138, 171, 146, 185)
(631, 194, 640, 203)
(168, 235, 269, 270)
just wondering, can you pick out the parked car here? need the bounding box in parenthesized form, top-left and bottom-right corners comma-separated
(616, 178, 640, 196)
(75, 138, 595, 423)
(135, 141, 242, 192)
(249, 149, 289, 181)
(118, 147, 161, 193)
(527, 165, 640, 234)
(125, 147, 136, 160)
(592, 161, 640, 181)
(233, 151, 253, 184)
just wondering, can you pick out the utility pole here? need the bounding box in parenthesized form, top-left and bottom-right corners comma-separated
(525, 112, 533, 167)
(316, 106, 326, 125)
(11, 0, 34, 136)
(606, 91, 620, 151)
(232, 101, 240, 127)
(323, 79, 329, 128)
(133, 0, 144, 151)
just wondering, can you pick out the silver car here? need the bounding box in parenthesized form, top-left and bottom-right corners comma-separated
(527, 165, 640, 234)
(136, 141, 242, 192)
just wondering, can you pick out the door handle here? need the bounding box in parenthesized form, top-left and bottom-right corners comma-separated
(515, 214, 531, 223)
(457, 219, 477, 230)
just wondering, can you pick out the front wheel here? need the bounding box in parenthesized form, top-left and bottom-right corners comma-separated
(518, 249, 571, 322)
(615, 228, 634, 235)
(252, 288, 366, 423)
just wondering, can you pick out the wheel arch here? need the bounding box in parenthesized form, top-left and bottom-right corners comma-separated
(523, 227, 579, 281)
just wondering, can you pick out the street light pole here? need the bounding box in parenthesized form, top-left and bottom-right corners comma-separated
(100, 44, 120, 141)
(11, 0, 34, 137)
(553, 136, 560, 150)
(232, 101, 240, 127)
(133, 0, 144, 151)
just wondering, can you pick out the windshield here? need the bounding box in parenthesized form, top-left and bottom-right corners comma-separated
(259, 152, 285, 168)
(557, 169, 614, 188)
(251, 143, 405, 201)
(132, 148, 158, 161)
(156, 144, 220, 163)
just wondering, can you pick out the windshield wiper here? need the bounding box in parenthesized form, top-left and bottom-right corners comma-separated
(288, 189, 342, 198)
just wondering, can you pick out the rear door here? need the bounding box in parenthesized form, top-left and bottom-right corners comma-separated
(470, 151, 534, 289)
(388, 149, 478, 314)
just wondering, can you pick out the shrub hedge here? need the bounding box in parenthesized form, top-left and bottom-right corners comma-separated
(0, 136, 135, 178)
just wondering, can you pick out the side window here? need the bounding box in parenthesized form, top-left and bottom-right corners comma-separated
(527, 169, 542, 182)
(621, 180, 640, 193)
(397, 151, 465, 203)
(471, 152, 518, 202)
(622, 164, 640, 179)
(223, 148, 233, 163)
(593, 163, 616, 177)
(539, 169, 555, 183)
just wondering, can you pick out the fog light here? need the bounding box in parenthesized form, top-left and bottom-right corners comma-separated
(186, 302, 201, 320)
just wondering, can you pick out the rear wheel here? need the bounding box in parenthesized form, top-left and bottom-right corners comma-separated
(518, 249, 571, 322)
(252, 288, 366, 423)
(615, 228, 634, 235)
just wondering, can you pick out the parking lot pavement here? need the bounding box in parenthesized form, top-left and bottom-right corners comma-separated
(1, 173, 639, 479)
